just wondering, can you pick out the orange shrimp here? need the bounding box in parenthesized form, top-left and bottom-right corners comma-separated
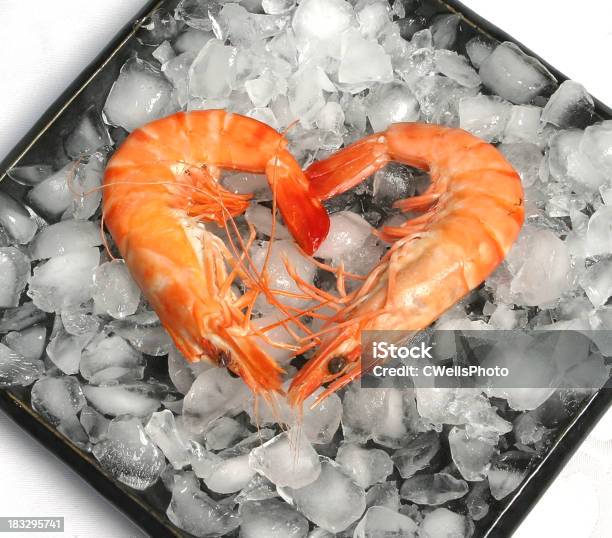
(103, 110, 328, 394)
(287, 123, 524, 406)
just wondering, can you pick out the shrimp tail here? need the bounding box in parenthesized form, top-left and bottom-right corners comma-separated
(267, 150, 330, 255)
(306, 134, 390, 200)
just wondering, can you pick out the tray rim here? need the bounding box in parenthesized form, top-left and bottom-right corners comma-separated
(0, 1, 611, 537)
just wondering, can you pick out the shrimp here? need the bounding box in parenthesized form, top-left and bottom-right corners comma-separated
(287, 123, 524, 406)
(103, 110, 328, 394)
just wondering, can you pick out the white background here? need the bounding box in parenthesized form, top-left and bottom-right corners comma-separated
(0, 1, 611, 536)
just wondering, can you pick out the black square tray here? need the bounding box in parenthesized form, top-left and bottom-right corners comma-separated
(1, 1, 610, 536)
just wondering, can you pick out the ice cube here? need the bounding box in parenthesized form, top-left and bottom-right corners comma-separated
(315, 211, 372, 259)
(220, 4, 289, 45)
(465, 36, 493, 69)
(479, 42, 557, 105)
(263, 0, 296, 15)
(434, 50, 481, 88)
(28, 248, 99, 312)
(307, 529, 334, 538)
(80, 334, 144, 384)
(338, 28, 393, 88)
(82, 382, 161, 417)
(335, 443, 393, 489)
(106, 310, 172, 356)
(465, 480, 491, 521)
(392, 430, 440, 478)
(505, 226, 571, 306)
(203, 416, 248, 451)
(174, 28, 213, 54)
(480, 336, 557, 411)
(79, 405, 110, 443)
(30, 220, 101, 260)
(341, 385, 417, 446)
(288, 64, 328, 127)
(542, 80, 594, 129)
(145, 409, 189, 469)
(355, 0, 391, 40)
(0, 342, 43, 388)
(175, 0, 215, 31)
(104, 57, 172, 132)
(204, 433, 271, 494)
(0, 191, 37, 244)
(246, 107, 280, 129)
(498, 143, 542, 188)
(240, 499, 308, 538)
(459, 95, 512, 142)
(315, 101, 345, 133)
(579, 260, 612, 308)
(162, 51, 196, 108)
(92, 260, 141, 319)
(46, 323, 93, 375)
(93, 416, 165, 490)
(430, 14, 460, 49)
(334, 234, 386, 281)
(206, 452, 255, 494)
(400, 472, 468, 505)
(251, 239, 316, 315)
(137, 9, 179, 46)
(65, 152, 106, 221)
(61, 303, 100, 336)
(365, 481, 400, 511)
(287, 457, 366, 533)
(166, 474, 240, 536)
(300, 389, 342, 444)
(245, 204, 291, 239)
(189, 39, 237, 99)
(64, 107, 112, 159)
(487, 451, 530, 500)
(0, 247, 29, 308)
(182, 368, 250, 434)
(416, 387, 512, 434)
(221, 171, 270, 199)
(250, 429, 321, 488)
(245, 74, 278, 108)
(187, 440, 222, 479)
(0, 301, 46, 333)
(365, 82, 420, 132)
(420, 508, 470, 538)
(375, 389, 419, 448)
(548, 130, 606, 191)
(353, 506, 418, 538)
(168, 345, 212, 394)
(6, 164, 54, 186)
(31, 376, 87, 443)
(251, 312, 301, 364)
(2, 325, 46, 362)
(235, 474, 278, 504)
(503, 105, 542, 144)
(153, 40, 175, 65)
(26, 162, 77, 221)
(581, 120, 612, 177)
(513, 412, 548, 446)
(586, 205, 612, 256)
(448, 427, 497, 481)
(292, 0, 354, 59)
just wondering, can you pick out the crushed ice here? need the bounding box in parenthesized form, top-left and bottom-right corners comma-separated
(0, 0, 610, 536)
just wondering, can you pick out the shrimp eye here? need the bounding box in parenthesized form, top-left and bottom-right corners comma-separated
(218, 349, 231, 368)
(328, 356, 347, 375)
